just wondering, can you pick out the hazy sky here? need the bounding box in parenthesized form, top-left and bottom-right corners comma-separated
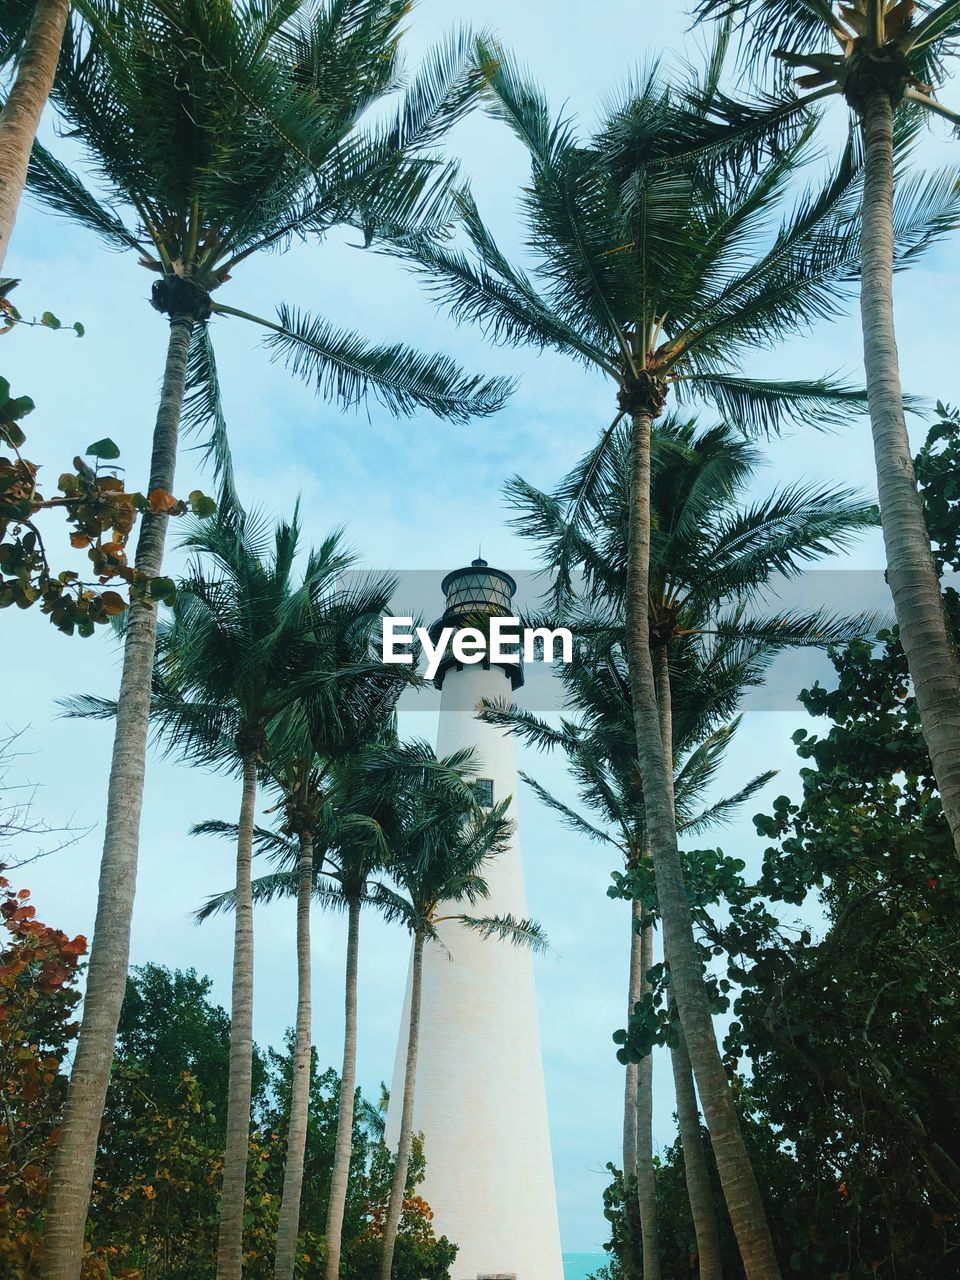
(4, 0, 959, 1253)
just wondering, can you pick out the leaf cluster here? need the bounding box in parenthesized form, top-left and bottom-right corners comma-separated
(0, 373, 214, 635)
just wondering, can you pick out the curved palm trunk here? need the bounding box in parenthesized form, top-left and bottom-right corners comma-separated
(324, 897, 362, 1280)
(216, 751, 258, 1280)
(42, 315, 194, 1280)
(623, 898, 642, 1183)
(624, 410, 780, 1280)
(622, 897, 643, 1280)
(0, 0, 70, 270)
(380, 932, 424, 1280)
(274, 829, 315, 1280)
(669, 1015, 723, 1280)
(859, 92, 960, 859)
(656, 645, 723, 1280)
(635, 901, 661, 1280)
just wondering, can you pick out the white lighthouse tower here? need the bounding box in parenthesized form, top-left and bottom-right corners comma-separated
(385, 558, 563, 1280)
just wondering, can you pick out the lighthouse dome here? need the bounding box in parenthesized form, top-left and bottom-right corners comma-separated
(429, 556, 524, 692)
(440, 556, 517, 617)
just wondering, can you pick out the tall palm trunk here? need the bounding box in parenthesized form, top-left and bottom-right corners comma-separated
(622, 897, 643, 1280)
(635, 901, 661, 1280)
(624, 408, 780, 1280)
(0, 0, 70, 270)
(623, 897, 642, 1184)
(42, 314, 194, 1280)
(216, 750, 258, 1280)
(669, 1015, 723, 1280)
(380, 932, 424, 1280)
(325, 897, 362, 1280)
(274, 829, 315, 1280)
(655, 645, 723, 1280)
(859, 91, 960, 858)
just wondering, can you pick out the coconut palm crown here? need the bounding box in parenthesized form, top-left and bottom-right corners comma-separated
(394, 48, 955, 441)
(695, 0, 960, 125)
(31, 0, 514, 482)
(510, 414, 881, 644)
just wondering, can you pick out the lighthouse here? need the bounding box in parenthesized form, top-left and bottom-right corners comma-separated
(385, 558, 563, 1280)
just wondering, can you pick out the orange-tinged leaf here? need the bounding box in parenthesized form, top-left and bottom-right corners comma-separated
(100, 590, 126, 617)
(147, 488, 178, 513)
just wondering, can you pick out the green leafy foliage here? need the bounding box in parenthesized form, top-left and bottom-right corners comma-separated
(88, 965, 457, 1278)
(592, 1112, 810, 1280)
(0, 280, 85, 338)
(26, 0, 510, 444)
(914, 401, 960, 576)
(0, 367, 215, 634)
(0, 876, 88, 1279)
(0, 948, 457, 1278)
(622, 411, 960, 1277)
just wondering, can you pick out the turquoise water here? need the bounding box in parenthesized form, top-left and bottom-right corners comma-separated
(562, 1254, 607, 1280)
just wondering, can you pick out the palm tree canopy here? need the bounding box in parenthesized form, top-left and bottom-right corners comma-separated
(194, 734, 409, 919)
(62, 504, 411, 774)
(195, 738, 548, 953)
(694, 0, 960, 125)
(479, 413, 881, 865)
(509, 413, 881, 639)
(26, 0, 513, 451)
(350, 739, 546, 951)
(393, 48, 959, 437)
(39, 0, 478, 273)
(161, 507, 414, 765)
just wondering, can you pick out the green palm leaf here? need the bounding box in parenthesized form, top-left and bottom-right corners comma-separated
(256, 302, 514, 421)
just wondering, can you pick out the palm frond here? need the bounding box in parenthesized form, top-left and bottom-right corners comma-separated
(26, 141, 141, 252)
(182, 326, 239, 509)
(680, 769, 777, 836)
(678, 372, 868, 435)
(475, 36, 563, 164)
(476, 697, 577, 753)
(456, 912, 551, 954)
(693, 0, 840, 79)
(517, 770, 614, 845)
(190, 817, 295, 861)
(390, 193, 613, 367)
(705, 606, 887, 648)
(248, 302, 514, 422)
(384, 26, 487, 152)
(57, 693, 118, 720)
(891, 165, 960, 266)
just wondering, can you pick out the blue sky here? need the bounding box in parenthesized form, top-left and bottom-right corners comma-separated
(3, 0, 960, 1253)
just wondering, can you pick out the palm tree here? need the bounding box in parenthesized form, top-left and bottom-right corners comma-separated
(0, 0, 71, 268)
(250, 743, 400, 1280)
(485, 697, 770, 1280)
(692, 0, 960, 860)
(64, 507, 404, 1280)
(155, 513, 408, 1280)
(395, 43, 932, 1270)
(484, 414, 877, 1277)
(313, 750, 399, 1280)
(268, 755, 327, 1280)
(197, 740, 403, 1280)
(358, 740, 549, 1280)
(37, 7, 510, 1273)
(260, 665, 405, 1280)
